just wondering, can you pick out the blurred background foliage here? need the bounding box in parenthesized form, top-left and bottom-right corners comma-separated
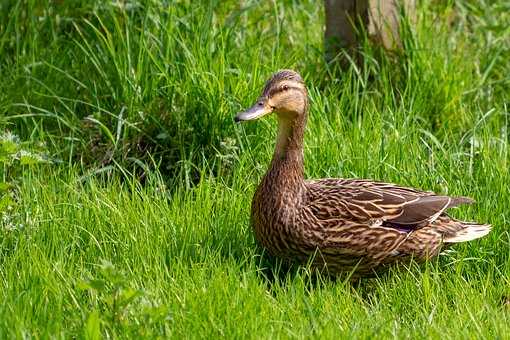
(0, 0, 507, 181)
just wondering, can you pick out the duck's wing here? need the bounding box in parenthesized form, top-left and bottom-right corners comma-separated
(305, 178, 473, 229)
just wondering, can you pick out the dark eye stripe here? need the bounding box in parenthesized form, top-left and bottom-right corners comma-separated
(268, 86, 302, 97)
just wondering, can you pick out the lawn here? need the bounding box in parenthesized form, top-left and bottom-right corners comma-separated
(0, 0, 509, 338)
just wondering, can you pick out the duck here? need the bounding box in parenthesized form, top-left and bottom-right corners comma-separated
(235, 69, 491, 278)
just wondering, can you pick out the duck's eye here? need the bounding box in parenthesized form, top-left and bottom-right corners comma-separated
(281, 85, 289, 91)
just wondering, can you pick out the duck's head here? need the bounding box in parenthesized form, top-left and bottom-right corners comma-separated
(235, 70, 308, 123)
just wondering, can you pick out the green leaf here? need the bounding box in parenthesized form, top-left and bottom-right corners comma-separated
(0, 139, 19, 155)
(77, 279, 106, 292)
(117, 287, 143, 308)
(0, 182, 12, 192)
(0, 194, 15, 212)
(18, 151, 45, 166)
(88, 279, 107, 292)
(84, 310, 102, 340)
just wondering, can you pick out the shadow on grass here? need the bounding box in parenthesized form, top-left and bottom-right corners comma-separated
(251, 249, 381, 297)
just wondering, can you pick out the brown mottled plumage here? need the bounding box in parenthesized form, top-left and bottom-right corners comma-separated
(235, 70, 491, 278)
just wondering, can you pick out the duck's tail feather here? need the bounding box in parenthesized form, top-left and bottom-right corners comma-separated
(443, 223, 491, 243)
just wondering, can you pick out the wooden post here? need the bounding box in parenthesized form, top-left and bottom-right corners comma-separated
(324, 0, 369, 66)
(325, 0, 416, 64)
(368, 0, 416, 49)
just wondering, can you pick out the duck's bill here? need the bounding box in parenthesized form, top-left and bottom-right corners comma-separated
(234, 102, 273, 123)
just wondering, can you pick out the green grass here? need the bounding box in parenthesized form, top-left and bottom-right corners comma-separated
(1, 0, 509, 338)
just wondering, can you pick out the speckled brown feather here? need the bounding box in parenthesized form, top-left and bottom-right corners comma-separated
(242, 70, 491, 278)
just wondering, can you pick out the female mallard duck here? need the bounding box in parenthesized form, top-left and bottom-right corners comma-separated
(235, 70, 491, 278)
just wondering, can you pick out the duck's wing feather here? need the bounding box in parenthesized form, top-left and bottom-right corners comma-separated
(305, 178, 473, 229)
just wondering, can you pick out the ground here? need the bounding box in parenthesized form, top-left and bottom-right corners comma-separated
(0, 0, 508, 338)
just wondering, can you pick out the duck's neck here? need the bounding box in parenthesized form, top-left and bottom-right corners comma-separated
(266, 112, 307, 188)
